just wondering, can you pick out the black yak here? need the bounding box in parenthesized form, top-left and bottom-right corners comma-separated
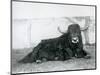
(19, 24, 90, 63)
(58, 24, 90, 58)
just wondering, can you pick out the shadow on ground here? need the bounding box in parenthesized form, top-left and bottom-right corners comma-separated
(12, 45, 96, 74)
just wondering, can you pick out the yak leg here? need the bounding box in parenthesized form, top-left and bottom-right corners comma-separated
(75, 49, 85, 58)
(36, 57, 47, 63)
(75, 49, 90, 58)
(55, 50, 64, 61)
(64, 48, 73, 60)
(81, 49, 91, 59)
(36, 49, 49, 63)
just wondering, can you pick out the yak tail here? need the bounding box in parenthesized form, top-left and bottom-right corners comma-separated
(18, 46, 40, 63)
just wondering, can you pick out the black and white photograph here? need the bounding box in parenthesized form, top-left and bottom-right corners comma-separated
(11, 0, 96, 74)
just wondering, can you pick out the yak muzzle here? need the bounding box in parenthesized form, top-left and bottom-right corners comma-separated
(72, 37, 79, 43)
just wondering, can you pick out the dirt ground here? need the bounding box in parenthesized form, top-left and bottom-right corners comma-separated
(12, 45, 96, 74)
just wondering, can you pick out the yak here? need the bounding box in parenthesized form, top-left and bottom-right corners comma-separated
(60, 24, 89, 58)
(19, 24, 90, 63)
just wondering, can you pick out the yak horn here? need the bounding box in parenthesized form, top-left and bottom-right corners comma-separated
(80, 25, 89, 31)
(57, 27, 66, 34)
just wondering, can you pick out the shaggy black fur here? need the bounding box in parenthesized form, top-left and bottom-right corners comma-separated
(66, 24, 87, 58)
(18, 24, 89, 63)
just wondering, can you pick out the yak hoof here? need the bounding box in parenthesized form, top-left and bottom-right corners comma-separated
(54, 57, 59, 60)
(36, 60, 42, 63)
(42, 58, 47, 62)
(84, 55, 91, 59)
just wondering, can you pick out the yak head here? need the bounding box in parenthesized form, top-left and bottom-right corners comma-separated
(58, 24, 89, 44)
(67, 24, 81, 44)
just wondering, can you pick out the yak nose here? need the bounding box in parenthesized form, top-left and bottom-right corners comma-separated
(73, 38, 77, 41)
(72, 37, 79, 43)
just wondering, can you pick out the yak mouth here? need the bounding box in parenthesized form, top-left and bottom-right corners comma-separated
(71, 37, 79, 44)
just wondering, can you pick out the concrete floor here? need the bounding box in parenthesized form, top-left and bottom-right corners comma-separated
(12, 45, 96, 74)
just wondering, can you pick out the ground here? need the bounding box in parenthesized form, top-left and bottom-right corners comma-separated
(12, 45, 96, 74)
